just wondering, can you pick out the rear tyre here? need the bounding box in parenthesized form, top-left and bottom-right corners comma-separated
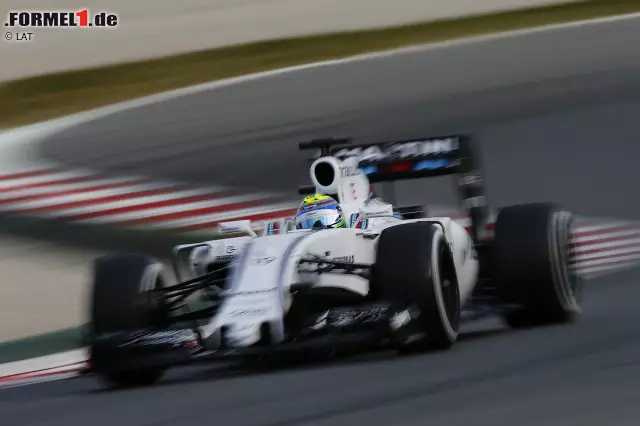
(494, 203, 581, 328)
(371, 222, 460, 352)
(88, 253, 170, 388)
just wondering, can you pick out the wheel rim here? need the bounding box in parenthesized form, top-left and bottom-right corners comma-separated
(438, 242, 460, 328)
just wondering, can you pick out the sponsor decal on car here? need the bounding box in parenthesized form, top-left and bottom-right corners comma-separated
(229, 306, 271, 317)
(255, 256, 277, 265)
(327, 305, 388, 328)
(226, 287, 278, 296)
(332, 255, 355, 264)
(119, 329, 200, 350)
(413, 158, 457, 170)
(340, 165, 360, 177)
(216, 254, 236, 262)
(334, 138, 458, 162)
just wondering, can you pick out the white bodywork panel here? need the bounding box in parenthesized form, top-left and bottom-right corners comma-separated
(174, 154, 480, 347)
(194, 216, 478, 345)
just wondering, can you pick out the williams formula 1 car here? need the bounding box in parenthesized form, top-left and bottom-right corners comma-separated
(86, 135, 582, 387)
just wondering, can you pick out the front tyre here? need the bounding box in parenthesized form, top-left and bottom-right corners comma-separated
(88, 253, 170, 388)
(371, 222, 460, 352)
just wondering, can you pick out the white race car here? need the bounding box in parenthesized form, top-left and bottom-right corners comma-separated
(86, 135, 581, 388)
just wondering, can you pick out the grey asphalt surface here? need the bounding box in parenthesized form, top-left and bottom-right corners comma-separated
(42, 15, 640, 220)
(11, 14, 640, 426)
(1, 268, 639, 426)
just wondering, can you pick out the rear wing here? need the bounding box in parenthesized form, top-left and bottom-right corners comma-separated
(298, 135, 490, 243)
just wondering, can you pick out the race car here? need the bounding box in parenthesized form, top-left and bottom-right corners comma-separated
(86, 134, 582, 388)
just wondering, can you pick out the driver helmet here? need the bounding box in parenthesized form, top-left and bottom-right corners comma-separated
(294, 194, 346, 230)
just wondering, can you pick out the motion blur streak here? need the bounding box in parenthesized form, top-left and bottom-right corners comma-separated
(1, 10, 640, 426)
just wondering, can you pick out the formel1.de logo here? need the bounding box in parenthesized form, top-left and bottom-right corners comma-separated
(4, 9, 119, 42)
(5, 10, 119, 28)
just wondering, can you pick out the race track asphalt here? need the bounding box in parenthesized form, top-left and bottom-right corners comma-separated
(1, 268, 639, 426)
(41, 15, 640, 220)
(10, 14, 640, 426)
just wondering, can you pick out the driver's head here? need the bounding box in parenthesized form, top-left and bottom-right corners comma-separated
(294, 194, 346, 230)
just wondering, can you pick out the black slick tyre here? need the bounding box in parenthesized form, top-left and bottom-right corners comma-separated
(371, 222, 460, 352)
(493, 203, 581, 328)
(88, 253, 170, 388)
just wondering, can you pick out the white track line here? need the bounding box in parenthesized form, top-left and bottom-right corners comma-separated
(571, 239, 640, 255)
(60, 194, 288, 224)
(571, 228, 640, 242)
(13, 189, 242, 217)
(0, 372, 83, 390)
(0, 171, 104, 191)
(0, 187, 214, 212)
(124, 202, 300, 230)
(0, 349, 87, 379)
(0, 177, 152, 200)
(574, 252, 640, 268)
(573, 246, 640, 261)
(571, 237, 640, 253)
(572, 222, 640, 234)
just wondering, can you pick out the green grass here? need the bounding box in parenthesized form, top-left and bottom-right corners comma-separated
(0, 326, 86, 364)
(1, 0, 639, 128)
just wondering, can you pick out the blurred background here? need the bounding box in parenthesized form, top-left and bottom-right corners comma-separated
(1, 1, 640, 423)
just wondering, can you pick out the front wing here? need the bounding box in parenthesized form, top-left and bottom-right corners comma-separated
(87, 303, 422, 373)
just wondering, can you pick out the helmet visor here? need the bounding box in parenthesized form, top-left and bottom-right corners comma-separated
(295, 210, 342, 229)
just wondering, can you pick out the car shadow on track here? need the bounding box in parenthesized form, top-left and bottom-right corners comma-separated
(82, 326, 514, 393)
